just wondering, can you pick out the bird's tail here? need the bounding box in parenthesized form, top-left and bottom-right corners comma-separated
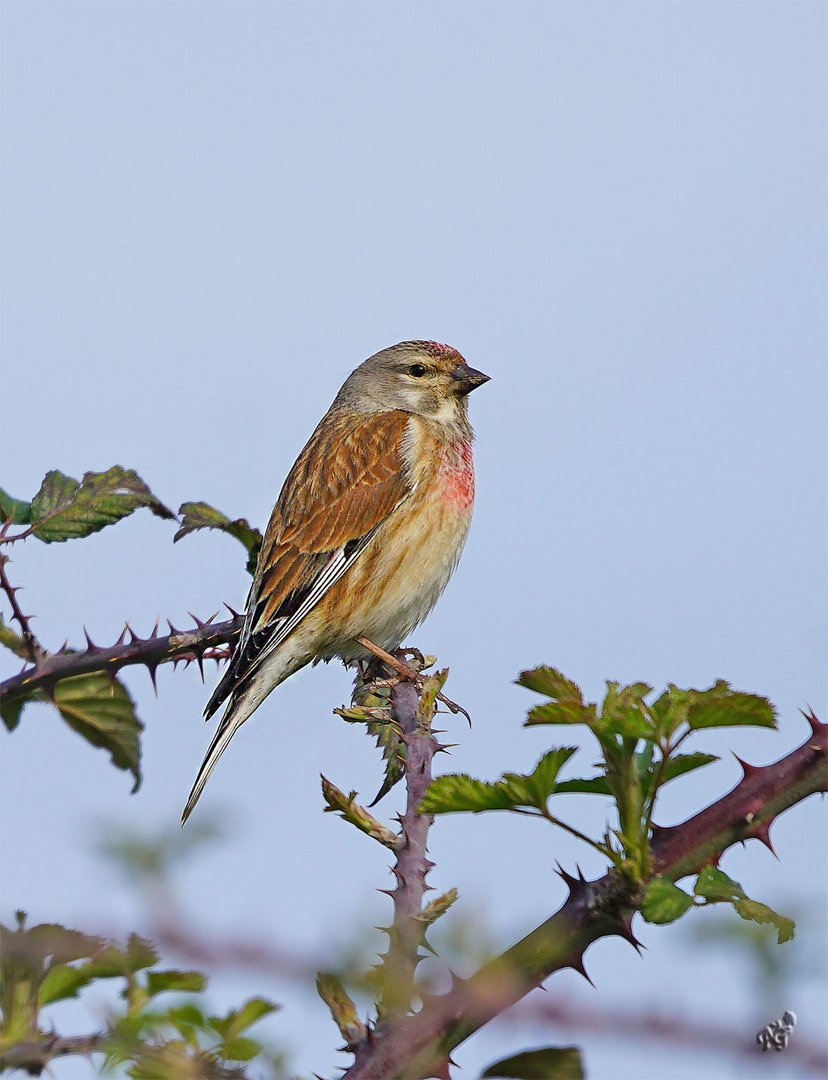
(181, 677, 271, 825)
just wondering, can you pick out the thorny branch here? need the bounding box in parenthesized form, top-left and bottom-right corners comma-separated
(342, 714, 828, 1080)
(0, 554, 45, 663)
(0, 613, 243, 705)
(374, 671, 438, 1022)
(0, 1034, 104, 1073)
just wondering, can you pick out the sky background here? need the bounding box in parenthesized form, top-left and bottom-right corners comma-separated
(1, 2, 826, 1078)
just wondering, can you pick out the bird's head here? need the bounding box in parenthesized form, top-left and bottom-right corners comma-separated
(336, 341, 490, 421)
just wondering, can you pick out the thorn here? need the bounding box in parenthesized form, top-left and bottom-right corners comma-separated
(57, 639, 70, 655)
(146, 664, 159, 696)
(733, 753, 763, 780)
(223, 602, 241, 619)
(125, 623, 140, 644)
(114, 624, 128, 646)
(555, 862, 591, 903)
(150, 618, 160, 639)
(801, 706, 825, 736)
(567, 954, 595, 987)
(188, 610, 218, 629)
(616, 914, 645, 954)
(167, 619, 182, 636)
(749, 819, 778, 858)
(83, 627, 98, 651)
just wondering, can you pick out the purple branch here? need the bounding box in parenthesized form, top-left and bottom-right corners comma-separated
(374, 672, 438, 1023)
(343, 717, 827, 1080)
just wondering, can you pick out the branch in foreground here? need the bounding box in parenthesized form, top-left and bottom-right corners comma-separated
(0, 1033, 103, 1073)
(0, 613, 243, 706)
(342, 716, 828, 1080)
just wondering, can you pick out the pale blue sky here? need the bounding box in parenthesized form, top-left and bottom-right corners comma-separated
(1, 3, 826, 1078)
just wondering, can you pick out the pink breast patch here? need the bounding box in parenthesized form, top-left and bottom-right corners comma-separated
(438, 439, 475, 508)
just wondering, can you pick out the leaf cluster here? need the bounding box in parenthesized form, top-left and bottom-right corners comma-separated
(0, 914, 281, 1078)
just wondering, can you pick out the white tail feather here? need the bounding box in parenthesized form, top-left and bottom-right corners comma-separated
(181, 682, 267, 824)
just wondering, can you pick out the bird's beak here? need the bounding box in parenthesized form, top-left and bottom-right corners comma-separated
(452, 362, 491, 396)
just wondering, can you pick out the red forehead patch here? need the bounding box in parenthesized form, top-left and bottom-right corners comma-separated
(417, 341, 463, 361)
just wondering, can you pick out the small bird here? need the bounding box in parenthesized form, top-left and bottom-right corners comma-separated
(182, 340, 489, 822)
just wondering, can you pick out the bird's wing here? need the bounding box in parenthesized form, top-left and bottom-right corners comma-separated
(205, 409, 414, 716)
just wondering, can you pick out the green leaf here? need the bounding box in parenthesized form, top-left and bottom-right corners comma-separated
(0, 614, 29, 661)
(553, 775, 613, 795)
(693, 868, 794, 943)
(0, 488, 33, 525)
(694, 866, 743, 902)
(640, 877, 693, 924)
(30, 467, 174, 543)
(422, 748, 579, 815)
(525, 701, 597, 726)
(600, 681, 655, 739)
(420, 773, 518, 814)
(1, 692, 24, 732)
(499, 747, 579, 810)
(174, 501, 262, 575)
(733, 898, 794, 944)
(685, 680, 776, 730)
(37, 962, 96, 1005)
(145, 969, 207, 997)
(660, 752, 719, 785)
(517, 667, 584, 702)
(220, 1036, 262, 1062)
(482, 1046, 584, 1079)
(210, 996, 278, 1040)
(52, 672, 143, 791)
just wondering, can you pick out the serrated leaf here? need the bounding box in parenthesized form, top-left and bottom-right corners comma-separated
(52, 672, 143, 791)
(640, 877, 693, 924)
(525, 700, 597, 726)
(174, 501, 262, 575)
(600, 680, 655, 739)
(0, 487, 33, 525)
(422, 748, 578, 815)
(685, 680, 776, 730)
(482, 1046, 584, 1079)
(553, 775, 613, 795)
(733, 898, 794, 943)
(499, 747, 579, 810)
(420, 773, 517, 814)
(146, 969, 206, 997)
(517, 667, 584, 702)
(30, 467, 174, 543)
(0, 614, 29, 660)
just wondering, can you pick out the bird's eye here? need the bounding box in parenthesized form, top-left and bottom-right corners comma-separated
(408, 363, 427, 377)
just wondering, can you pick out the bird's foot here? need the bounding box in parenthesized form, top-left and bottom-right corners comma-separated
(354, 636, 471, 725)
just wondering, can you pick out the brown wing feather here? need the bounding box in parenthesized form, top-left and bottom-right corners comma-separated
(256, 409, 412, 625)
(205, 410, 412, 717)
